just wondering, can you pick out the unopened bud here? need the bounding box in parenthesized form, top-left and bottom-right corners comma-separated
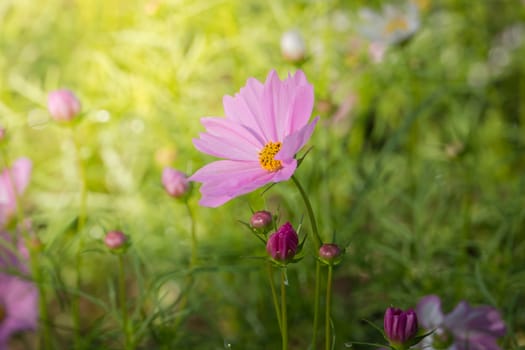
(384, 307, 418, 346)
(266, 222, 299, 262)
(319, 243, 343, 265)
(162, 167, 189, 198)
(250, 210, 273, 230)
(104, 231, 129, 252)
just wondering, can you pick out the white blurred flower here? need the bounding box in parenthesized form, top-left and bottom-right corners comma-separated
(356, 2, 420, 50)
(280, 30, 306, 62)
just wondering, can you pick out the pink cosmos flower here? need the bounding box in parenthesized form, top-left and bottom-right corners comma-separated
(47, 89, 81, 122)
(189, 70, 319, 207)
(416, 295, 506, 350)
(0, 234, 38, 349)
(0, 158, 32, 227)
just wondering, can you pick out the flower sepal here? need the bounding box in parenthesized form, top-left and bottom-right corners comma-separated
(385, 329, 434, 350)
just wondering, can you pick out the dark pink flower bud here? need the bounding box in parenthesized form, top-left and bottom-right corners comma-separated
(266, 222, 299, 262)
(0, 126, 5, 140)
(384, 307, 418, 345)
(250, 210, 273, 230)
(104, 231, 129, 251)
(47, 89, 81, 122)
(162, 167, 189, 198)
(319, 243, 342, 262)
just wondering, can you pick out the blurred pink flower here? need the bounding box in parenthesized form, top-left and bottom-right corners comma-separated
(162, 168, 189, 198)
(0, 234, 38, 349)
(416, 295, 506, 350)
(189, 70, 319, 207)
(47, 89, 81, 122)
(0, 158, 32, 227)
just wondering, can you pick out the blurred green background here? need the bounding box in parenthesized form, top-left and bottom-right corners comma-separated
(1, 0, 524, 348)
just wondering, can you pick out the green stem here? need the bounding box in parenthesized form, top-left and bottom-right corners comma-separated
(184, 200, 197, 267)
(71, 128, 87, 350)
(267, 263, 282, 332)
(119, 255, 133, 349)
(281, 268, 288, 350)
(312, 260, 321, 349)
(32, 252, 52, 350)
(172, 199, 198, 335)
(325, 264, 333, 350)
(291, 174, 323, 348)
(291, 175, 322, 248)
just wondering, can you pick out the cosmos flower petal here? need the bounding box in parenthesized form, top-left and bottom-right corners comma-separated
(416, 294, 444, 329)
(193, 132, 256, 161)
(262, 70, 314, 140)
(271, 159, 297, 182)
(200, 117, 265, 148)
(189, 160, 263, 183)
(285, 82, 314, 136)
(275, 116, 319, 161)
(192, 161, 276, 207)
(223, 78, 272, 141)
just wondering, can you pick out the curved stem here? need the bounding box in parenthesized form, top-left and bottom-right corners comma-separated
(281, 268, 288, 350)
(325, 264, 333, 350)
(291, 174, 323, 349)
(291, 175, 322, 248)
(267, 263, 282, 332)
(184, 199, 197, 267)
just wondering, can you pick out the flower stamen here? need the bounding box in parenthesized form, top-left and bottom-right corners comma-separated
(259, 141, 283, 172)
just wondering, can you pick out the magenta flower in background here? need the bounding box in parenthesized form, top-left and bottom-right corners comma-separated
(162, 167, 189, 198)
(0, 158, 32, 227)
(416, 295, 506, 350)
(47, 89, 81, 122)
(0, 235, 38, 349)
(266, 222, 299, 262)
(189, 69, 319, 207)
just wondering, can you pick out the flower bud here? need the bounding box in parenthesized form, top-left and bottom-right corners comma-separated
(250, 210, 273, 230)
(47, 89, 81, 122)
(280, 30, 306, 62)
(104, 231, 129, 251)
(266, 222, 299, 262)
(0, 126, 5, 141)
(384, 307, 418, 345)
(162, 167, 189, 198)
(319, 243, 343, 264)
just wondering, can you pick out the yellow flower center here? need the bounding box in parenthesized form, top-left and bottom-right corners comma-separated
(258, 141, 283, 172)
(384, 17, 409, 34)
